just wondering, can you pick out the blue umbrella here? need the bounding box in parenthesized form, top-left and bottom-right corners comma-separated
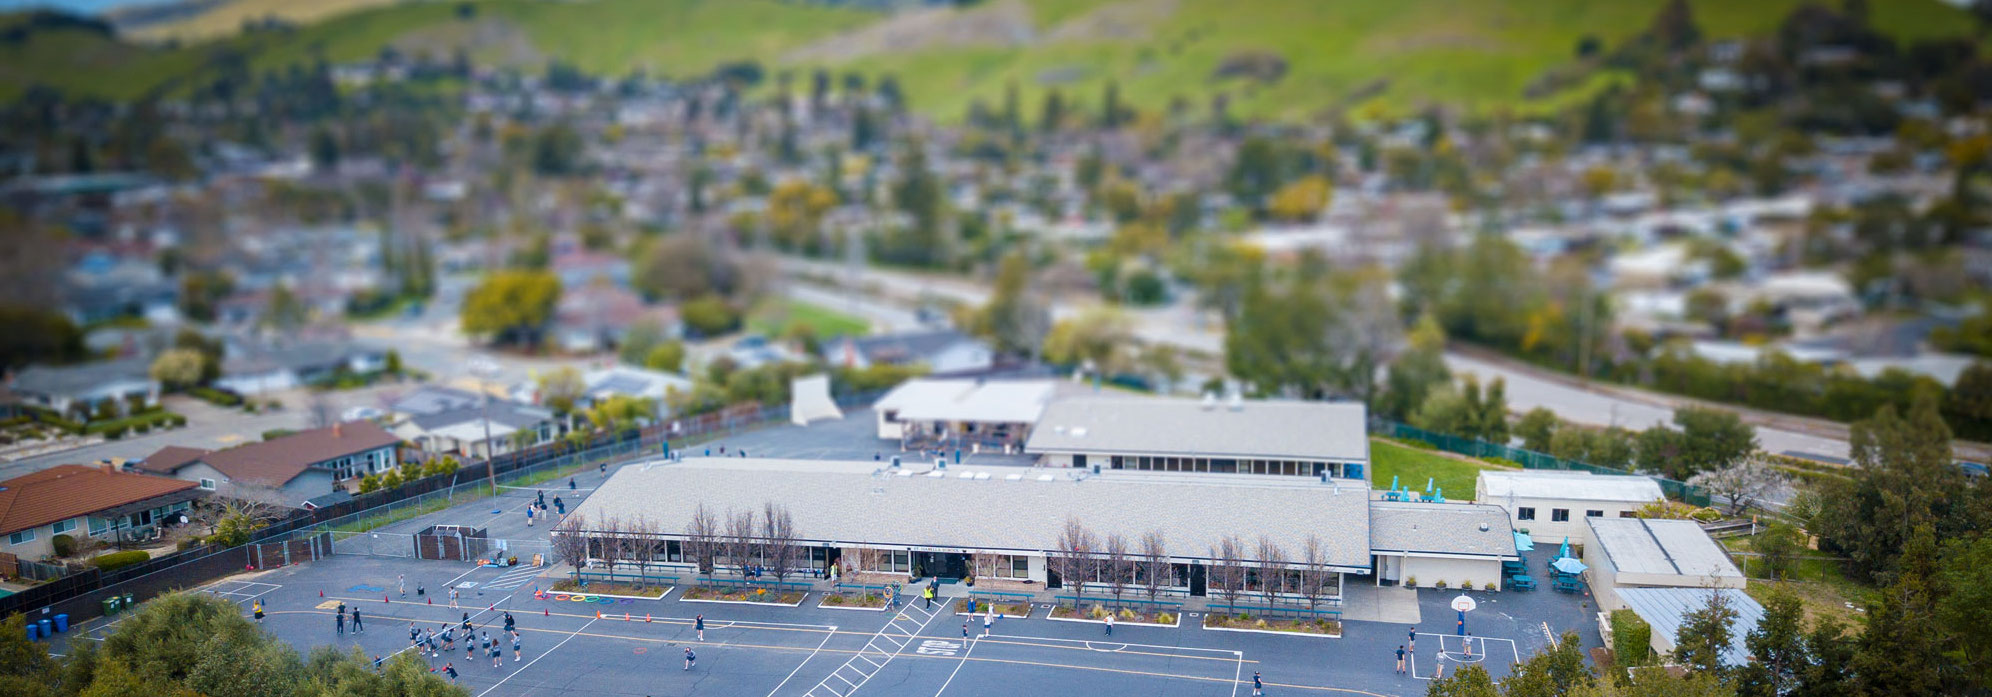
(1551, 557, 1588, 575)
(1557, 537, 1570, 560)
(1513, 532, 1535, 552)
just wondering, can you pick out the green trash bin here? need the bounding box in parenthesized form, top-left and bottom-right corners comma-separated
(102, 596, 119, 616)
(121, 593, 134, 613)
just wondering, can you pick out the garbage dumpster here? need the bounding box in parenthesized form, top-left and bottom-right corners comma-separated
(102, 596, 119, 616)
(53, 614, 67, 633)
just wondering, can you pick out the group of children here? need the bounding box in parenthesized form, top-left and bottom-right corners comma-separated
(410, 611, 525, 682)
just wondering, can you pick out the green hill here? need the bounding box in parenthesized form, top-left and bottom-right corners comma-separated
(3, 0, 1983, 120)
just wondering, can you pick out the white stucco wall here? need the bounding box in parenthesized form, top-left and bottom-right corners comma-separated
(1477, 495, 1645, 543)
(1400, 556, 1502, 591)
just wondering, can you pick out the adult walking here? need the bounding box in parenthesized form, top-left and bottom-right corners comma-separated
(336, 610, 345, 636)
(922, 585, 934, 609)
(351, 608, 364, 634)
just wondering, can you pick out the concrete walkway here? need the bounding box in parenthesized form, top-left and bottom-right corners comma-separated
(1339, 581, 1421, 624)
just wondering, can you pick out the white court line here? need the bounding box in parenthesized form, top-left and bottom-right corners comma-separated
(983, 633, 1241, 655)
(763, 622, 840, 697)
(1407, 633, 1521, 681)
(1231, 650, 1244, 697)
(931, 636, 980, 697)
(475, 616, 597, 697)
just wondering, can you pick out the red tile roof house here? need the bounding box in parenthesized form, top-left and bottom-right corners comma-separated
(136, 421, 402, 508)
(0, 464, 205, 561)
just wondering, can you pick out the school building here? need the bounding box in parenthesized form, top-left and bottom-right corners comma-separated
(1024, 396, 1371, 481)
(564, 457, 1515, 601)
(1476, 470, 1665, 543)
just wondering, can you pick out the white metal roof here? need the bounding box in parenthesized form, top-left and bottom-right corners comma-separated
(1369, 502, 1519, 558)
(1025, 396, 1369, 463)
(569, 457, 1375, 569)
(1618, 587, 1763, 667)
(873, 379, 1057, 424)
(1587, 517, 1742, 579)
(1477, 471, 1663, 504)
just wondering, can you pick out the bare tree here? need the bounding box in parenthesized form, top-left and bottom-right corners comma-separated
(1051, 517, 1097, 603)
(306, 393, 337, 430)
(1104, 533, 1131, 604)
(1209, 535, 1246, 614)
(1689, 455, 1792, 515)
(1255, 536, 1287, 605)
(724, 509, 757, 578)
(551, 513, 589, 580)
(1297, 535, 1329, 613)
(854, 547, 883, 577)
(761, 502, 801, 585)
(684, 503, 720, 583)
(597, 516, 626, 577)
(1139, 531, 1169, 602)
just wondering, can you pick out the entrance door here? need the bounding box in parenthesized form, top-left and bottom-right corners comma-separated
(915, 552, 968, 581)
(1189, 563, 1207, 597)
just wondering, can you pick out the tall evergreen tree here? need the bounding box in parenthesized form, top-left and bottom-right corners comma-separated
(1674, 588, 1739, 676)
(1852, 526, 1947, 697)
(1736, 585, 1807, 697)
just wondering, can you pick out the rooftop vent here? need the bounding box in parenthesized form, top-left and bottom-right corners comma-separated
(957, 471, 974, 479)
(974, 472, 991, 480)
(1478, 522, 1491, 532)
(1004, 473, 1023, 481)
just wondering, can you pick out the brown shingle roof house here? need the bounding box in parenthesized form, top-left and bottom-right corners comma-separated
(1, 464, 203, 559)
(135, 421, 402, 507)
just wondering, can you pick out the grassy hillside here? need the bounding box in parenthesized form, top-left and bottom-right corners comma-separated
(4, 0, 1983, 119)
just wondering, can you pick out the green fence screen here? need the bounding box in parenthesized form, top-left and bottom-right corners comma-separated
(1376, 421, 1711, 507)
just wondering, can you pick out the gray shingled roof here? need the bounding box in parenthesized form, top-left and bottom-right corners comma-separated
(410, 403, 553, 431)
(1026, 397, 1370, 462)
(570, 458, 1375, 569)
(1368, 501, 1519, 558)
(12, 357, 155, 396)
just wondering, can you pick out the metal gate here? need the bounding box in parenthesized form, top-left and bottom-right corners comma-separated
(331, 531, 417, 558)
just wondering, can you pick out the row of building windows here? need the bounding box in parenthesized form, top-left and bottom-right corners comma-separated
(6, 501, 192, 546)
(1108, 455, 1349, 478)
(1515, 507, 1637, 522)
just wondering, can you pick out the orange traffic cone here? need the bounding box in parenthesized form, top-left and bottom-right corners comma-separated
(624, 612, 630, 621)
(645, 614, 652, 623)
(595, 610, 602, 619)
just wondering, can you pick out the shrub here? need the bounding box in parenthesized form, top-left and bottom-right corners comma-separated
(176, 538, 202, 551)
(1119, 608, 1137, 619)
(1611, 609, 1652, 666)
(1484, 582, 1497, 591)
(1088, 605, 1110, 619)
(133, 423, 150, 434)
(93, 550, 151, 572)
(261, 428, 296, 441)
(1462, 578, 1474, 589)
(1253, 618, 1269, 628)
(825, 594, 845, 605)
(1156, 612, 1176, 625)
(1434, 579, 1448, 589)
(1405, 575, 1418, 587)
(51, 533, 75, 557)
(105, 426, 127, 440)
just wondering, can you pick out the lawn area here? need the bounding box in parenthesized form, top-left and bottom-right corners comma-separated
(746, 298, 871, 339)
(1724, 533, 1870, 630)
(1368, 438, 1507, 501)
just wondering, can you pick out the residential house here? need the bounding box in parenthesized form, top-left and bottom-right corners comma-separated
(1, 464, 205, 560)
(386, 386, 556, 459)
(552, 284, 680, 354)
(215, 341, 388, 395)
(134, 421, 402, 507)
(9, 357, 160, 419)
(581, 366, 693, 408)
(63, 251, 179, 325)
(823, 329, 995, 376)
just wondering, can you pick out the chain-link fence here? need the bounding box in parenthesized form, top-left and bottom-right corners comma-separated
(1374, 420, 1711, 507)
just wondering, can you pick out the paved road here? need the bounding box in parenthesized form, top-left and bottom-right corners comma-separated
(778, 257, 1862, 461)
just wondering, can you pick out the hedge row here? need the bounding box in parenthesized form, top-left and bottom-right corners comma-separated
(1611, 609, 1652, 667)
(189, 387, 244, 407)
(92, 550, 152, 572)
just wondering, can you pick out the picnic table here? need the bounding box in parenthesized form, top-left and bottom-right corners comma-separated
(1552, 577, 1583, 593)
(1507, 575, 1536, 590)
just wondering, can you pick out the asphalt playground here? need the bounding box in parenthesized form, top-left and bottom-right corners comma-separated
(45, 423, 1604, 697)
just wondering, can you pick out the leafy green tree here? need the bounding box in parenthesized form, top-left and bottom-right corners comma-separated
(1042, 307, 1135, 378)
(1852, 526, 1947, 697)
(536, 366, 585, 415)
(1813, 392, 1978, 581)
(619, 318, 665, 367)
(459, 270, 560, 346)
(1379, 314, 1450, 420)
(1515, 408, 1560, 451)
(150, 349, 206, 390)
(1736, 584, 1806, 697)
(1943, 361, 1992, 441)
(0, 305, 84, 371)
(645, 341, 687, 373)
(1673, 588, 1738, 675)
(1426, 663, 1499, 697)
(969, 250, 1051, 357)
(1499, 631, 1591, 697)
(1635, 407, 1757, 481)
(384, 349, 403, 375)
(0, 614, 65, 697)
(680, 295, 739, 338)
(1937, 535, 1992, 689)
(1755, 522, 1805, 581)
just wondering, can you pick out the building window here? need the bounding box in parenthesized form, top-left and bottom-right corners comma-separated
(1586, 510, 1605, 518)
(1551, 509, 1570, 522)
(89, 517, 108, 535)
(1516, 507, 1536, 521)
(8, 529, 33, 545)
(199, 478, 217, 490)
(51, 519, 75, 535)
(1619, 511, 1637, 518)
(990, 554, 1031, 579)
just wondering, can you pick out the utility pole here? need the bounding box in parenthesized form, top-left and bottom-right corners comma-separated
(471, 357, 499, 495)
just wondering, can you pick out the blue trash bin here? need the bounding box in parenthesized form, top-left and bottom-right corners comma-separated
(54, 614, 68, 633)
(24, 622, 37, 641)
(38, 618, 52, 637)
